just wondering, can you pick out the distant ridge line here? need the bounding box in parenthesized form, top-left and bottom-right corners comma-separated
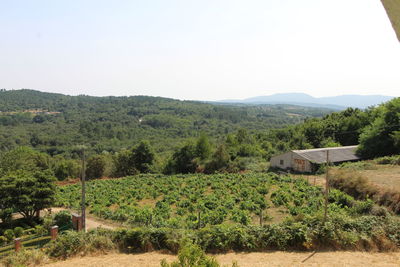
(218, 93, 395, 109)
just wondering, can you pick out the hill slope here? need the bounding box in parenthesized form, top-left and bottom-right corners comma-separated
(0, 89, 333, 156)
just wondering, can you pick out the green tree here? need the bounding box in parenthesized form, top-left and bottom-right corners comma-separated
(195, 134, 212, 161)
(0, 170, 56, 220)
(113, 150, 138, 177)
(86, 155, 106, 179)
(132, 141, 155, 173)
(236, 128, 249, 144)
(358, 98, 400, 158)
(165, 142, 197, 174)
(53, 158, 80, 181)
(0, 147, 50, 176)
(205, 144, 230, 173)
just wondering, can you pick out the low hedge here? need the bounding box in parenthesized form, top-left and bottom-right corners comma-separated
(16, 213, 398, 261)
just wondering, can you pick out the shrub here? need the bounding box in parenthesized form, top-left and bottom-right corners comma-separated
(23, 228, 36, 235)
(0, 235, 8, 245)
(3, 229, 14, 241)
(353, 199, 374, 214)
(196, 224, 256, 252)
(160, 243, 221, 267)
(370, 206, 390, 217)
(35, 225, 48, 236)
(54, 210, 72, 229)
(42, 215, 55, 231)
(374, 155, 400, 165)
(1, 249, 48, 267)
(45, 231, 84, 259)
(45, 230, 115, 259)
(114, 228, 170, 252)
(13, 227, 24, 238)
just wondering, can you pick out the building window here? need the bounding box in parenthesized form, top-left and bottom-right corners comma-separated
(280, 160, 284, 165)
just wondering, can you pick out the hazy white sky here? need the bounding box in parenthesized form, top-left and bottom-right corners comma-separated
(1, 0, 399, 100)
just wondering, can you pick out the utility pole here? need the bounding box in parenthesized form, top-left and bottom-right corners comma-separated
(80, 147, 86, 232)
(323, 150, 329, 223)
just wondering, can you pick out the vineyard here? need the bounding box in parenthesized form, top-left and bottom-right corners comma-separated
(54, 173, 400, 252)
(56, 173, 326, 228)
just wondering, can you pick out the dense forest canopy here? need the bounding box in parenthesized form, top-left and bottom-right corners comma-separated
(0, 89, 398, 179)
(0, 89, 333, 156)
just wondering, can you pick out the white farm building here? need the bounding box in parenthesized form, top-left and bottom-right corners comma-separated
(270, 146, 360, 173)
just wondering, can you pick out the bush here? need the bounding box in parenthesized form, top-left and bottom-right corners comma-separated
(370, 206, 389, 217)
(353, 199, 374, 215)
(13, 227, 24, 238)
(0, 235, 8, 245)
(4, 229, 14, 241)
(160, 243, 222, 267)
(23, 228, 36, 235)
(114, 228, 170, 252)
(1, 249, 48, 267)
(43, 215, 55, 231)
(54, 210, 72, 229)
(35, 225, 48, 236)
(374, 155, 400, 165)
(45, 230, 115, 259)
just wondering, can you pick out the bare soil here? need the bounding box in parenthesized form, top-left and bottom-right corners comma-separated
(42, 251, 400, 267)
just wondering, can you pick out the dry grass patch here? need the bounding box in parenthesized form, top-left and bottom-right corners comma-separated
(41, 251, 400, 267)
(358, 165, 400, 191)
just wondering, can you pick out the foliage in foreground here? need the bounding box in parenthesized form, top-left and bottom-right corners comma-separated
(1, 249, 48, 267)
(44, 229, 116, 259)
(2, 213, 399, 266)
(45, 215, 400, 259)
(160, 243, 238, 267)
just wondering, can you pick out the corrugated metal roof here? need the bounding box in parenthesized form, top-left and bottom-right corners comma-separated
(292, 145, 360, 164)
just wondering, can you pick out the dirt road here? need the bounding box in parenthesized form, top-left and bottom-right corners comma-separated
(42, 251, 400, 267)
(48, 208, 120, 230)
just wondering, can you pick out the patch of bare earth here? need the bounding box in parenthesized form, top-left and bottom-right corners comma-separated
(42, 251, 400, 267)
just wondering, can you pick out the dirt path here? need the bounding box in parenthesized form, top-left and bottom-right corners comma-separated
(42, 251, 400, 267)
(48, 208, 120, 230)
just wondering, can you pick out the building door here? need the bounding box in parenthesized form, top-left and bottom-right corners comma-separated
(293, 158, 306, 172)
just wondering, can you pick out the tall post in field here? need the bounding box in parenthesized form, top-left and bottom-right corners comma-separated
(323, 150, 330, 223)
(81, 147, 86, 232)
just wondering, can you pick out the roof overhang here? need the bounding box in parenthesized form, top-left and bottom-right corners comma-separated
(382, 0, 400, 41)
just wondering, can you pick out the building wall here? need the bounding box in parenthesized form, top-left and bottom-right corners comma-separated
(291, 155, 312, 173)
(270, 152, 312, 173)
(270, 152, 293, 170)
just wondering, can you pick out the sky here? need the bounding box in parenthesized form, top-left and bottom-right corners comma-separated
(0, 0, 399, 101)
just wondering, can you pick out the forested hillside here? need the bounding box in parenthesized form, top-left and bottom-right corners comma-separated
(0, 89, 332, 156)
(0, 89, 398, 180)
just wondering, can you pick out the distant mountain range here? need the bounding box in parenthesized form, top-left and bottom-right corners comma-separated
(219, 93, 395, 109)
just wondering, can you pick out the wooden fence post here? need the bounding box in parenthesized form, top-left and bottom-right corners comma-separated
(14, 238, 21, 252)
(51, 226, 59, 240)
(72, 213, 82, 231)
